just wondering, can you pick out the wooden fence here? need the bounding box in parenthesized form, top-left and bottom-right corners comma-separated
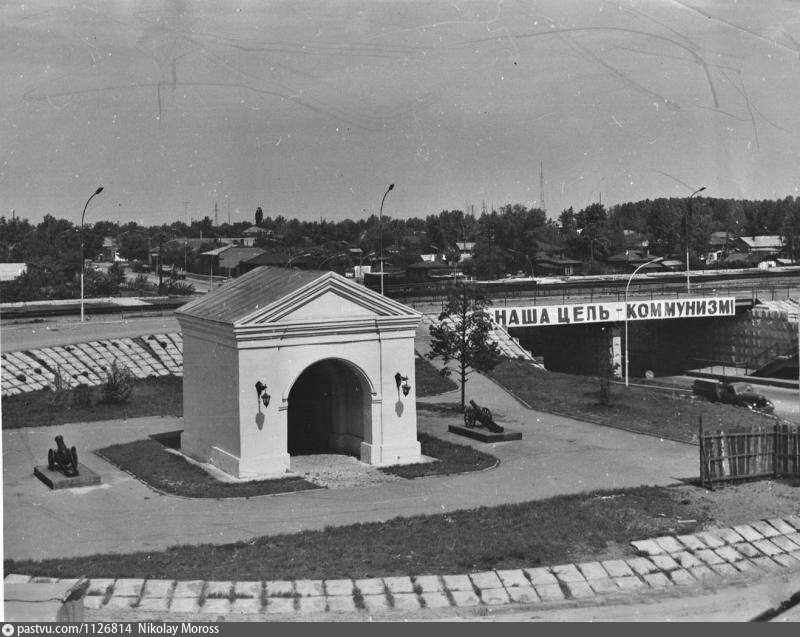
(699, 419, 800, 489)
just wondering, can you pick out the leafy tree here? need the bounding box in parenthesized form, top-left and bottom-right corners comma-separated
(255, 206, 264, 227)
(427, 283, 503, 407)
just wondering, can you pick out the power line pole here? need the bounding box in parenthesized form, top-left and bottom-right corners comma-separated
(183, 201, 189, 272)
(540, 160, 545, 211)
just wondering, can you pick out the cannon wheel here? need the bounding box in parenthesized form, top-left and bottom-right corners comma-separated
(464, 409, 477, 428)
(480, 407, 493, 423)
(70, 447, 78, 471)
(48, 449, 55, 470)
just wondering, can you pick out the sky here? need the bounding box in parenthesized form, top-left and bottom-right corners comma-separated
(2, 0, 800, 227)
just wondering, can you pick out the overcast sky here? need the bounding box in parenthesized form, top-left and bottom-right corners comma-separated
(3, 0, 800, 226)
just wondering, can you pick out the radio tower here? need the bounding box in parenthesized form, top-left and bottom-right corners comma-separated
(539, 161, 546, 212)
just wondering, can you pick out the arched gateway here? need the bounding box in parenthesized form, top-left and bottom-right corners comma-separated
(175, 267, 422, 479)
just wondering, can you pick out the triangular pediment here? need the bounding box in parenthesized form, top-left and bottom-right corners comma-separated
(234, 271, 420, 327)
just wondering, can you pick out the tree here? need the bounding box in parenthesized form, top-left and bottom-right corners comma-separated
(427, 283, 504, 407)
(255, 206, 264, 227)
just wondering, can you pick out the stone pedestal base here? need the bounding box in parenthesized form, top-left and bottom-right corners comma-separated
(34, 464, 101, 490)
(447, 425, 523, 443)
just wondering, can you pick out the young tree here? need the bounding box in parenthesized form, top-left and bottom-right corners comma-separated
(427, 282, 504, 407)
(255, 206, 264, 227)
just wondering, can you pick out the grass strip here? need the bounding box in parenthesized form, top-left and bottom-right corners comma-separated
(97, 431, 498, 497)
(381, 433, 497, 479)
(3, 485, 707, 581)
(96, 438, 320, 498)
(2, 376, 183, 429)
(487, 359, 776, 444)
(413, 354, 458, 396)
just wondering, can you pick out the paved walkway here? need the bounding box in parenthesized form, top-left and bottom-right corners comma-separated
(3, 366, 698, 561)
(6, 515, 800, 620)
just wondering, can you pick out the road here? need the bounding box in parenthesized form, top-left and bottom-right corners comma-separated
(651, 375, 800, 424)
(1, 315, 180, 352)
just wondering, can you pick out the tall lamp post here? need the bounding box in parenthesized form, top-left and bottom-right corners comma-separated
(79, 186, 104, 323)
(624, 256, 663, 387)
(685, 186, 706, 292)
(378, 183, 394, 296)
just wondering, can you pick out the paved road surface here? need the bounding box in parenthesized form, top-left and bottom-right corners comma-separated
(1, 315, 180, 352)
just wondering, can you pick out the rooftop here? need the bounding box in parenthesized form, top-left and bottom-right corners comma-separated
(175, 266, 326, 324)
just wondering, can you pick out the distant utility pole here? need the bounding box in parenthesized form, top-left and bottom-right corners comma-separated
(540, 161, 545, 211)
(183, 201, 189, 272)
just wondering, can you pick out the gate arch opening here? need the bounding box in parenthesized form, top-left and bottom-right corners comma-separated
(287, 359, 372, 456)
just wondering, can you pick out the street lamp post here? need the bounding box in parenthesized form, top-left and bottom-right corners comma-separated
(79, 186, 104, 323)
(378, 183, 394, 296)
(685, 186, 706, 292)
(624, 256, 663, 387)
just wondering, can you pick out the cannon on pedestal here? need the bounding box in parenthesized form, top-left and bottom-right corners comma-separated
(463, 400, 504, 433)
(47, 435, 79, 477)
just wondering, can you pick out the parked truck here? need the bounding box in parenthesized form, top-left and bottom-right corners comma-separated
(692, 379, 775, 414)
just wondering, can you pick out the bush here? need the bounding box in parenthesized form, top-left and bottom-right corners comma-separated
(162, 280, 195, 295)
(126, 274, 153, 294)
(103, 361, 134, 404)
(49, 365, 72, 410)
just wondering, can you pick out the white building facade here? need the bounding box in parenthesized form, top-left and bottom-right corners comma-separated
(175, 267, 422, 479)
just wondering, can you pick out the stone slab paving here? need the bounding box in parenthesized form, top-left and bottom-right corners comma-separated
(8, 517, 800, 619)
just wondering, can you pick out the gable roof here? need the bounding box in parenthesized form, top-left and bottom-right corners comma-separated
(175, 266, 419, 326)
(217, 247, 266, 270)
(176, 267, 324, 324)
(738, 235, 785, 251)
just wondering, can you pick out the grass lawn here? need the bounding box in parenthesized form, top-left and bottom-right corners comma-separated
(414, 354, 458, 396)
(2, 485, 708, 581)
(97, 430, 498, 497)
(488, 359, 776, 444)
(2, 376, 183, 429)
(380, 432, 498, 479)
(2, 357, 454, 429)
(96, 433, 320, 498)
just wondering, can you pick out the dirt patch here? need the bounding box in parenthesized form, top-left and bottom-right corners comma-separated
(676, 478, 800, 528)
(568, 478, 800, 564)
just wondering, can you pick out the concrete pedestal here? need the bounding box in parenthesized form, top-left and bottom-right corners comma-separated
(448, 424, 523, 443)
(34, 464, 101, 489)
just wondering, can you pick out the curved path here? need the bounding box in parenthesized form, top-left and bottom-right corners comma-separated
(3, 364, 697, 563)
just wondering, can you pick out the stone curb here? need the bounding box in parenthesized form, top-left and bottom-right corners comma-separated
(7, 516, 800, 618)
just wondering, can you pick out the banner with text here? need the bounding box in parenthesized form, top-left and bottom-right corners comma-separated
(492, 296, 737, 328)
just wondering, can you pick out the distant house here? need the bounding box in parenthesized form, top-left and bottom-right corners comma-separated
(239, 248, 297, 274)
(621, 229, 649, 251)
(99, 237, 120, 262)
(534, 254, 583, 277)
(719, 251, 762, 269)
(0, 263, 26, 282)
(243, 225, 268, 238)
(200, 246, 266, 278)
(735, 235, 785, 254)
(603, 250, 663, 274)
(454, 241, 476, 262)
(706, 231, 736, 251)
(405, 259, 458, 283)
(534, 241, 582, 276)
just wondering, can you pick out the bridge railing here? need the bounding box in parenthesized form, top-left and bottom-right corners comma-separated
(384, 278, 796, 308)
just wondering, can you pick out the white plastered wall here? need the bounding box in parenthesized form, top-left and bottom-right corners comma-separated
(178, 306, 422, 479)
